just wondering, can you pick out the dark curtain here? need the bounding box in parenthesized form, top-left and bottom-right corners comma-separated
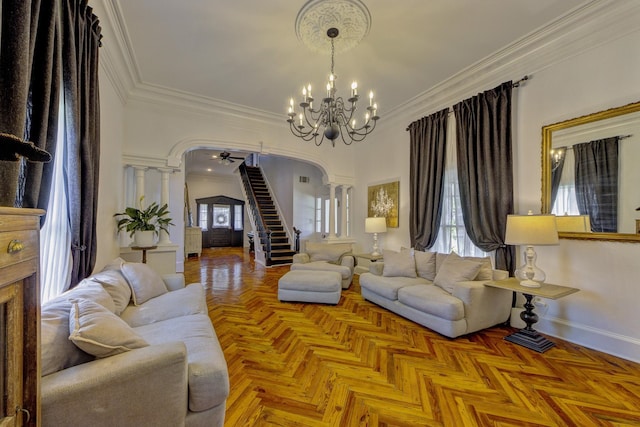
(0, 0, 59, 208)
(550, 147, 566, 208)
(408, 108, 448, 250)
(454, 81, 515, 274)
(62, 0, 102, 286)
(574, 137, 619, 233)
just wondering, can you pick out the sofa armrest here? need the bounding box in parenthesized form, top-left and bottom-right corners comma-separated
(42, 342, 188, 427)
(452, 280, 512, 331)
(293, 253, 310, 264)
(369, 262, 384, 276)
(492, 269, 509, 280)
(340, 255, 355, 271)
(162, 273, 186, 291)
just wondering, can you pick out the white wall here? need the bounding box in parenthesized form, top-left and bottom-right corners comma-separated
(351, 16, 640, 361)
(94, 56, 126, 271)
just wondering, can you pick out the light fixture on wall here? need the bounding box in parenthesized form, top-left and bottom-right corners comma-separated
(505, 211, 559, 287)
(365, 217, 387, 256)
(287, 0, 380, 147)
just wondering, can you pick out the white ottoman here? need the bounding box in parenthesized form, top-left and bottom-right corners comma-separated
(278, 270, 342, 304)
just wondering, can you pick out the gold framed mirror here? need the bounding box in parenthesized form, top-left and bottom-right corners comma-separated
(541, 100, 640, 242)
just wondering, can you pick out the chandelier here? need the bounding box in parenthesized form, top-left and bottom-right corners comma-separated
(287, 0, 379, 147)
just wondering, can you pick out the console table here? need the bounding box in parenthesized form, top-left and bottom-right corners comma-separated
(485, 278, 579, 353)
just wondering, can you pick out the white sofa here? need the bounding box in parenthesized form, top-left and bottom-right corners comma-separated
(290, 242, 355, 289)
(359, 250, 512, 338)
(40, 259, 229, 427)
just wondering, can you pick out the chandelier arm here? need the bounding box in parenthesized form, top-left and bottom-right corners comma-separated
(289, 120, 319, 142)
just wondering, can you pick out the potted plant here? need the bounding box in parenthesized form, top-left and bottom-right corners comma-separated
(114, 196, 173, 247)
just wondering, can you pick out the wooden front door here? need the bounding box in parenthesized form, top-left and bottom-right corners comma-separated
(196, 196, 245, 248)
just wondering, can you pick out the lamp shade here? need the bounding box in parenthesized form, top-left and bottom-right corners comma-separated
(365, 217, 387, 234)
(505, 214, 558, 246)
(555, 215, 591, 233)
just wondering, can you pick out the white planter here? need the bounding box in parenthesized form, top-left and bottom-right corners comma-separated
(133, 230, 156, 248)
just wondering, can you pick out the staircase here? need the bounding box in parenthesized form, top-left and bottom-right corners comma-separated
(240, 164, 298, 266)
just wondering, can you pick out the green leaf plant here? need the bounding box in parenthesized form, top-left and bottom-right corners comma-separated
(114, 196, 174, 237)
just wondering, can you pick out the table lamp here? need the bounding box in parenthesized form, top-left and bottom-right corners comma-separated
(505, 211, 558, 288)
(365, 217, 387, 256)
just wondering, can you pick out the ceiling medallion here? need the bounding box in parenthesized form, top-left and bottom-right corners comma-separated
(287, 0, 379, 146)
(295, 0, 371, 54)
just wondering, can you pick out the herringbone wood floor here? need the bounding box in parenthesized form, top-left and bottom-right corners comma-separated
(185, 247, 640, 427)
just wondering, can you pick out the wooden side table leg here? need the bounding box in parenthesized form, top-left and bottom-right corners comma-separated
(504, 293, 555, 353)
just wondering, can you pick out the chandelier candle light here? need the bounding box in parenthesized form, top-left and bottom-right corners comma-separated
(287, 0, 379, 146)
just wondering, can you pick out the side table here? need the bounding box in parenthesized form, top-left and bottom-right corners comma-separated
(485, 278, 579, 353)
(353, 253, 384, 275)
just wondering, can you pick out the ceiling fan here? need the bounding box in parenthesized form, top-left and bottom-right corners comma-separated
(217, 151, 244, 165)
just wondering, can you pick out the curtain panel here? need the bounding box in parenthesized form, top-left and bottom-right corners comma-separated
(0, 0, 59, 208)
(454, 82, 515, 274)
(574, 137, 619, 233)
(408, 108, 449, 250)
(62, 0, 102, 286)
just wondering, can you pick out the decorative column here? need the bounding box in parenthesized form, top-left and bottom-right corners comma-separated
(133, 166, 148, 206)
(158, 168, 173, 244)
(328, 183, 337, 239)
(340, 185, 350, 238)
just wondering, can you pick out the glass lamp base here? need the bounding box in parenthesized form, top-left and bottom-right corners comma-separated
(518, 279, 542, 288)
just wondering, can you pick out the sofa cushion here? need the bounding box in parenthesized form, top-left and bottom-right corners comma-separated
(305, 242, 352, 264)
(89, 270, 132, 315)
(134, 314, 230, 411)
(382, 250, 417, 278)
(398, 285, 465, 321)
(414, 250, 437, 281)
(433, 252, 482, 293)
(69, 298, 149, 358)
(120, 283, 207, 327)
(41, 281, 117, 376)
(359, 272, 430, 300)
(121, 262, 168, 305)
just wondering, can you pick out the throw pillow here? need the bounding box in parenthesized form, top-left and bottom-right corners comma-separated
(120, 262, 168, 305)
(382, 249, 417, 278)
(413, 250, 437, 281)
(69, 298, 149, 358)
(433, 252, 482, 293)
(89, 270, 132, 315)
(463, 255, 493, 281)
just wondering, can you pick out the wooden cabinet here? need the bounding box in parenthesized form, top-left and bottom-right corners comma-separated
(0, 207, 44, 427)
(184, 227, 202, 258)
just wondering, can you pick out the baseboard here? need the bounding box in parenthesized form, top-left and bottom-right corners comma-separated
(536, 316, 640, 364)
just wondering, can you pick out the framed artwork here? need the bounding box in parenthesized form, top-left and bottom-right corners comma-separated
(367, 181, 399, 228)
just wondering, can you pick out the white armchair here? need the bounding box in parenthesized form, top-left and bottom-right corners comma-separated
(290, 242, 354, 289)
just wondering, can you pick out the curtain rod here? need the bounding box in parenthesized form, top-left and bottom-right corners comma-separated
(556, 134, 632, 150)
(406, 76, 529, 130)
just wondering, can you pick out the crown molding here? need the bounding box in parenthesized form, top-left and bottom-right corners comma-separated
(385, 0, 640, 122)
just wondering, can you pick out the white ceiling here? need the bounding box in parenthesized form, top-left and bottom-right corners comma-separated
(111, 0, 587, 174)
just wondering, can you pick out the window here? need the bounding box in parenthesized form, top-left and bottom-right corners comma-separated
(433, 118, 486, 258)
(315, 197, 322, 233)
(324, 199, 330, 234)
(551, 149, 579, 216)
(199, 204, 208, 230)
(234, 205, 243, 230)
(346, 190, 350, 236)
(212, 204, 230, 228)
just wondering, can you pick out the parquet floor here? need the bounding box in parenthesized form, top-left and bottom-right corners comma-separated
(185, 247, 640, 427)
